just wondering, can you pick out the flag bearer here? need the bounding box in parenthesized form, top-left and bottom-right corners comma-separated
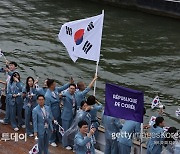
(76, 75, 98, 109)
(7, 72, 24, 131)
(33, 95, 53, 154)
(45, 78, 73, 147)
(23, 76, 38, 137)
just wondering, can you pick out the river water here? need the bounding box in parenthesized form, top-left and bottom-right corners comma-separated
(0, 0, 179, 127)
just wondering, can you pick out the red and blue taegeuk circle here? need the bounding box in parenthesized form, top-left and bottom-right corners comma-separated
(74, 29, 84, 45)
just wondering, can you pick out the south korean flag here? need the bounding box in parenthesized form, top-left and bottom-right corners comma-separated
(149, 116, 156, 126)
(175, 108, 180, 117)
(58, 11, 104, 62)
(151, 96, 161, 109)
(0, 49, 4, 58)
(29, 144, 39, 154)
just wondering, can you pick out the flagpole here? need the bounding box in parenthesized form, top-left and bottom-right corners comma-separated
(93, 61, 99, 96)
(3, 55, 7, 61)
(93, 10, 104, 96)
(140, 123, 143, 154)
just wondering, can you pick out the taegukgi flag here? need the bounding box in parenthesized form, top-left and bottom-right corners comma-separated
(29, 143, 39, 154)
(149, 116, 156, 126)
(104, 83, 144, 123)
(0, 49, 4, 58)
(175, 108, 180, 117)
(58, 124, 65, 136)
(149, 116, 170, 132)
(151, 96, 161, 109)
(58, 11, 104, 62)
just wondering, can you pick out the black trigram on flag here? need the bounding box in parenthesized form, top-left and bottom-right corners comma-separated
(87, 22, 94, 31)
(82, 41, 92, 54)
(66, 26, 72, 36)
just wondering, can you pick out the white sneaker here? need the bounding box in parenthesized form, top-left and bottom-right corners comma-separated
(0, 119, 8, 124)
(65, 146, 72, 150)
(21, 125, 26, 128)
(14, 127, 19, 131)
(50, 142, 57, 147)
(29, 134, 33, 137)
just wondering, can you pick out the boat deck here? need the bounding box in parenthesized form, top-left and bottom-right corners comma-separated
(0, 111, 74, 154)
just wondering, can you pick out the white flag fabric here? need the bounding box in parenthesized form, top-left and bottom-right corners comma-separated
(151, 96, 161, 109)
(149, 116, 156, 126)
(54, 120, 65, 136)
(29, 143, 39, 154)
(163, 126, 170, 132)
(149, 116, 169, 132)
(0, 49, 4, 58)
(175, 108, 180, 117)
(58, 124, 65, 136)
(58, 11, 104, 62)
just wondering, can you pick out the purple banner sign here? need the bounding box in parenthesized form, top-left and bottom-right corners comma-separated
(104, 83, 144, 123)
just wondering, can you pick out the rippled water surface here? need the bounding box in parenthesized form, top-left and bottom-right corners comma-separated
(0, 0, 179, 127)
